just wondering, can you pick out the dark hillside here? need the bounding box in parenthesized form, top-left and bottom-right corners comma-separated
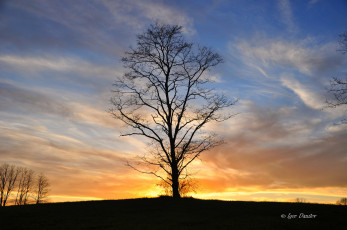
(1, 197, 346, 230)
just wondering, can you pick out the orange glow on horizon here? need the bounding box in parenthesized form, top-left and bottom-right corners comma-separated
(44, 183, 347, 205)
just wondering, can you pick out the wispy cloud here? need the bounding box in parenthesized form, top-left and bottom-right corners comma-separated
(278, 0, 298, 33)
(1, 0, 193, 60)
(236, 39, 344, 77)
(281, 75, 325, 110)
(0, 82, 72, 117)
(308, 0, 319, 7)
(0, 54, 118, 80)
(0, 81, 123, 129)
(200, 113, 347, 190)
(101, 0, 195, 34)
(0, 105, 149, 200)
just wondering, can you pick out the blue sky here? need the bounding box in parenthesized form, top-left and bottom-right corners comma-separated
(0, 0, 346, 203)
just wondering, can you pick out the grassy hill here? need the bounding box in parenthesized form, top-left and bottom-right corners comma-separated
(1, 197, 346, 230)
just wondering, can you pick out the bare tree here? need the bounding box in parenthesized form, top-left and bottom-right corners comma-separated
(110, 23, 236, 198)
(295, 198, 307, 203)
(0, 163, 10, 207)
(0, 163, 19, 206)
(0, 163, 9, 206)
(327, 77, 347, 109)
(35, 173, 50, 204)
(336, 197, 347, 205)
(15, 168, 34, 205)
(326, 31, 347, 123)
(337, 31, 347, 54)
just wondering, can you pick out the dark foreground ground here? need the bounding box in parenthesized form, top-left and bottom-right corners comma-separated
(1, 197, 346, 230)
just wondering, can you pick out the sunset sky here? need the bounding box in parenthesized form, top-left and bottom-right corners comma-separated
(0, 0, 346, 204)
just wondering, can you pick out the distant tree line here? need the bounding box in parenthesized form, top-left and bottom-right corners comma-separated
(293, 197, 347, 205)
(0, 163, 50, 207)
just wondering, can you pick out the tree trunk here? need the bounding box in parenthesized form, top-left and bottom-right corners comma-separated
(171, 166, 180, 199)
(0, 191, 3, 206)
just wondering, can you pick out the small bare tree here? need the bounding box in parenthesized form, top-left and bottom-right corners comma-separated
(0, 163, 10, 206)
(15, 168, 34, 205)
(336, 197, 347, 205)
(327, 77, 347, 108)
(35, 173, 50, 204)
(110, 23, 236, 198)
(0, 163, 19, 206)
(326, 31, 347, 123)
(295, 198, 307, 203)
(337, 31, 347, 54)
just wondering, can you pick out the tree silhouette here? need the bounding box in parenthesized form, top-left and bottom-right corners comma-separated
(15, 167, 35, 205)
(326, 31, 347, 123)
(35, 173, 50, 204)
(336, 197, 347, 205)
(295, 198, 307, 203)
(0, 162, 50, 206)
(0, 163, 19, 207)
(337, 31, 347, 54)
(110, 23, 236, 198)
